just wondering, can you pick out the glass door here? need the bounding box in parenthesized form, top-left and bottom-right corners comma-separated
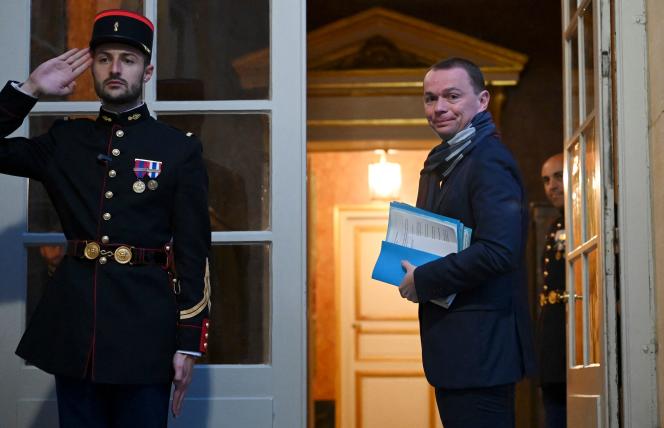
(0, 0, 306, 426)
(561, 0, 618, 426)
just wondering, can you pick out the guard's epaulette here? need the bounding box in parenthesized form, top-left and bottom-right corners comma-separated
(161, 122, 197, 139)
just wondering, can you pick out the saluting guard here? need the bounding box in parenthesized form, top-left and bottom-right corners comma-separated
(0, 10, 211, 427)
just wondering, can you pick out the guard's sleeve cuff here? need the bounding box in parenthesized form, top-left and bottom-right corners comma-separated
(177, 318, 210, 354)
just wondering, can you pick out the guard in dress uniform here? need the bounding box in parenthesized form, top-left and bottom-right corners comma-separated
(538, 153, 567, 427)
(0, 10, 211, 427)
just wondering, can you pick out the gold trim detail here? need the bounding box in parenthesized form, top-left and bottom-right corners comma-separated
(83, 242, 100, 260)
(179, 258, 212, 319)
(127, 113, 141, 121)
(113, 246, 132, 264)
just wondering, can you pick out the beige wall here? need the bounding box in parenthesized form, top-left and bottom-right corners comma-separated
(308, 149, 427, 400)
(647, 0, 664, 423)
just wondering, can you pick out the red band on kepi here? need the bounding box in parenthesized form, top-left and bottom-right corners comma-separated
(94, 10, 154, 31)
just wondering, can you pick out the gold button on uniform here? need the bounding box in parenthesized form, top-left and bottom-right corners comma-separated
(112, 149, 120, 156)
(101, 235, 110, 244)
(544, 258, 550, 264)
(99, 256, 108, 265)
(105, 191, 114, 199)
(115, 130, 125, 138)
(108, 170, 117, 178)
(103, 213, 111, 221)
(543, 271, 549, 277)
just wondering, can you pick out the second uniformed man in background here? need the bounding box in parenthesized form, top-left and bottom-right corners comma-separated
(0, 9, 211, 427)
(538, 153, 567, 427)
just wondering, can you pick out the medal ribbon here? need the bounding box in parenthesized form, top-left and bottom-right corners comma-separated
(134, 158, 162, 179)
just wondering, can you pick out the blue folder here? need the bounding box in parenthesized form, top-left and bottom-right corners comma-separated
(371, 240, 442, 286)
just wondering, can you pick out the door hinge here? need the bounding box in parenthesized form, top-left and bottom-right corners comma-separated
(601, 51, 610, 78)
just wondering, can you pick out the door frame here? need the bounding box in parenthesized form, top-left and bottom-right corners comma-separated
(612, 0, 657, 425)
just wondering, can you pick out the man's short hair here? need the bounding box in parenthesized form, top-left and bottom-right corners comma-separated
(429, 58, 486, 94)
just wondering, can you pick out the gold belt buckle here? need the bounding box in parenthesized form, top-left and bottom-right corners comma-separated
(83, 242, 101, 260)
(114, 246, 133, 264)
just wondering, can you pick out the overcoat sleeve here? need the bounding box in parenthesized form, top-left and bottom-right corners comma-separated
(413, 145, 525, 302)
(172, 136, 212, 353)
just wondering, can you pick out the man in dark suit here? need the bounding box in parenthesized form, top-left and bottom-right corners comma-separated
(398, 57, 535, 428)
(0, 10, 210, 427)
(538, 153, 567, 427)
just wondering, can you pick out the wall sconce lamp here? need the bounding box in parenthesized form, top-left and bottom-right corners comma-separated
(368, 149, 402, 200)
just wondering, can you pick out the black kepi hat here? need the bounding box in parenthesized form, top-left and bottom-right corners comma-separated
(90, 10, 154, 58)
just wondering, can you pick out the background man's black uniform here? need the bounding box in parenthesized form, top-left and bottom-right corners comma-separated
(0, 83, 211, 384)
(537, 216, 566, 425)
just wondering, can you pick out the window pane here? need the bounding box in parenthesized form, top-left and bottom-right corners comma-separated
(26, 245, 66, 327)
(157, 0, 270, 100)
(585, 125, 599, 239)
(583, 3, 595, 118)
(159, 114, 270, 231)
(199, 244, 270, 364)
(569, 141, 582, 249)
(570, 31, 580, 131)
(588, 249, 601, 364)
(31, 0, 144, 102)
(27, 115, 97, 232)
(573, 257, 584, 366)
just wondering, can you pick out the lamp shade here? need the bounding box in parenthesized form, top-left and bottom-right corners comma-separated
(368, 153, 401, 200)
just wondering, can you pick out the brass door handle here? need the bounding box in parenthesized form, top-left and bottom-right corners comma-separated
(561, 292, 583, 303)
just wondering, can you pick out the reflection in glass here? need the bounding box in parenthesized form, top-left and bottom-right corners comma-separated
(26, 245, 65, 326)
(568, 0, 577, 20)
(158, 114, 270, 231)
(585, 126, 599, 239)
(583, 4, 595, 118)
(573, 258, 584, 366)
(588, 250, 601, 364)
(157, 0, 269, 100)
(570, 142, 582, 249)
(198, 244, 270, 364)
(31, 0, 144, 102)
(570, 31, 580, 132)
(28, 115, 97, 232)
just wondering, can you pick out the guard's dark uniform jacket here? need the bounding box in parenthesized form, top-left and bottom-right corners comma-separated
(0, 82, 211, 384)
(537, 215, 566, 385)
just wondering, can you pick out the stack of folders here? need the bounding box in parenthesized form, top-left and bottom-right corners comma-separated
(371, 201, 472, 308)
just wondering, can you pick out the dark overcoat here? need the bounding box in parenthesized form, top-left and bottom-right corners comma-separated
(414, 129, 536, 389)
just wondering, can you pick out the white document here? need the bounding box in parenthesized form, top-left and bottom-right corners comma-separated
(386, 203, 465, 308)
(386, 207, 459, 257)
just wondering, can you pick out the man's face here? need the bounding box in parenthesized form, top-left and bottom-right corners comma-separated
(423, 67, 490, 141)
(91, 43, 153, 105)
(541, 154, 565, 209)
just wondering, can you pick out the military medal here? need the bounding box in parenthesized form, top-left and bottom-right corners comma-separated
(145, 159, 162, 191)
(133, 158, 162, 193)
(133, 180, 146, 193)
(134, 158, 162, 192)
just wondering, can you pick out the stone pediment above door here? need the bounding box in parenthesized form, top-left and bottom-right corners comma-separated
(233, 7, 528, 148)
(306, 7, 526, 87)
